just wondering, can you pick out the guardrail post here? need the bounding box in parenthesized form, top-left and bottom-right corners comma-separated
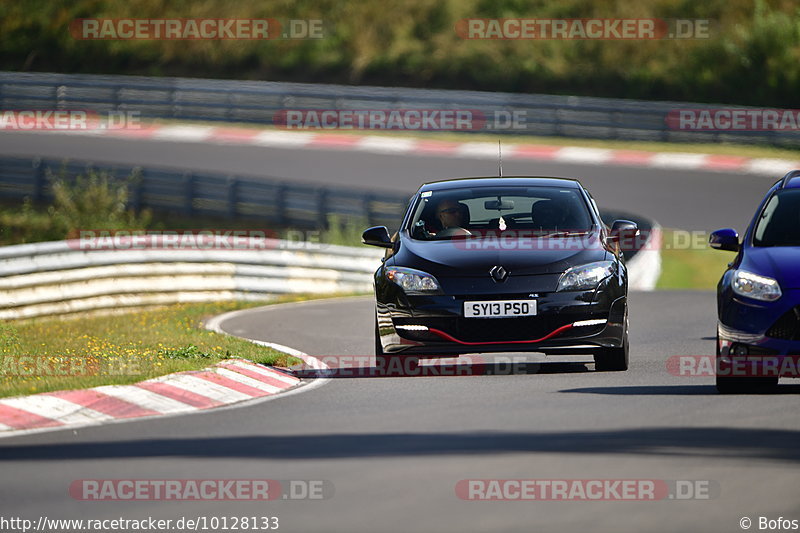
(182, 172, 194, 216)
(610, 111, 619, 140)
(171, 86, 178, 119)
(363, 194, 374, 227)
(226, 176, 237, 219)
(317, 189, 328, 228)
(113, 85, 121, 112)
(130, 167, 143, 212)
(32, 157, 45, 203)
(554, 108, 562, 137)
(276, 184, 288, 226)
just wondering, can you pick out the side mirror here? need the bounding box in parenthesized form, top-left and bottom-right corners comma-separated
(362, 226, 393, 248)
(608, 219, 639, 242)
(709, 228, 739, 252)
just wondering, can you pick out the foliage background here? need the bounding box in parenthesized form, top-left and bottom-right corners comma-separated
(1, 0, 798, 106)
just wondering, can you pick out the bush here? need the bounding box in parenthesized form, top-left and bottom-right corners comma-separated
(0, 167, 151, 245)
(1, 0, 800, 106)
(47, 167, 152, 237)
(318, 213, 369, 247)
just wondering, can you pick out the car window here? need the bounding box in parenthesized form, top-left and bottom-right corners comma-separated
(753, 189, 800, 247)
(408, 186, 593, 240)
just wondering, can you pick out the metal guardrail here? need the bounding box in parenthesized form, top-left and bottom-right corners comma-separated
(0, 155, 658, 252)
(2, 71, 799, 146)
(0, 212, 660, 321)
(0, 230, 658, 320)
(0, 156, 410, 231)
(0, 238, 384, 319)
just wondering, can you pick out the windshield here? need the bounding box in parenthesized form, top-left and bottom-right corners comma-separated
(408, 186, 594, 240)
(753, 189, 800, 247)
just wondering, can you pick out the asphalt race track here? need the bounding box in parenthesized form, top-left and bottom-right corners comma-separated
(1, 294, 800, 532)
(0, 132, 799, 532)
(0, 130, 783, 232)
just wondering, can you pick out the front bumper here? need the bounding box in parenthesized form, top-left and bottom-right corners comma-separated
(717, 323, 800, 378)
(717, 288, 800, 378)
(378, 291, 627, 355)
(717, 288, 800, 357)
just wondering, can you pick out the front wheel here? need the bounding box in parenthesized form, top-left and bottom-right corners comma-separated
(594, 314, 629, 372)
(594, 339, 629, 371)
(716, 375, 778, 394)
(715, 334, 778, 393)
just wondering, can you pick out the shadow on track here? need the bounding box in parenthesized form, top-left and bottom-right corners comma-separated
(3, 427, 799, 463)
(561, 384, 800, 395)
(291, 358, 592, 378)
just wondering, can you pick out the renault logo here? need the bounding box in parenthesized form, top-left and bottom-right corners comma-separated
(489, 265, 509, 282)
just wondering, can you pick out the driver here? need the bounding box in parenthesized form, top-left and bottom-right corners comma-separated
(435, 199, 467, 229)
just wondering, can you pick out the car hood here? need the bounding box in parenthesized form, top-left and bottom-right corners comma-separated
(395, 235, 609, 277)
(742, 246, 800, 289)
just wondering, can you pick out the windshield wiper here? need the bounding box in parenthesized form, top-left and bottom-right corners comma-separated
(541, 231, 590, 238)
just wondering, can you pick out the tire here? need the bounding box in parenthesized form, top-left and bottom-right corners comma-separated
(716, 375, 778, 394)
(594, 314, 629, 372)
(715, 334, 778, 393)
(594, 339, 629, 371)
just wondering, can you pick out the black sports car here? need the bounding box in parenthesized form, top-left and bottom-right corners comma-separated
(363, 177, 636, 372)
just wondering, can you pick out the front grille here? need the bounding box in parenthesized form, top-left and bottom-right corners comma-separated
(395, 316, 601, 343)
(747, 346, 779, 356)
(455, 316, 567, 342)
(766, 306, 800, 340)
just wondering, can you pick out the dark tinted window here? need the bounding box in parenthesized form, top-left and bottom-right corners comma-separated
(408, 186, 593, 240)
(753, 189, 800, 247)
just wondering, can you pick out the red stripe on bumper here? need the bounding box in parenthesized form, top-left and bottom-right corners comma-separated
(427, 323, 574, 346)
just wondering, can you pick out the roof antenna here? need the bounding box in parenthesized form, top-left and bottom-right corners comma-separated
(498, 140, 503, 177)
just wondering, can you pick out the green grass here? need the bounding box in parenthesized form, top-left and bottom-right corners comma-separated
(0, 295, 338, 398)
(656, 229, 734, 290)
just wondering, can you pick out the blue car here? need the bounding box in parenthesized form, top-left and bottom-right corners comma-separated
(710, 170, 800, 393)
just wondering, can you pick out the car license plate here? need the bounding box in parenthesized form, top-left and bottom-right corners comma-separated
(463, 300, 537, 318)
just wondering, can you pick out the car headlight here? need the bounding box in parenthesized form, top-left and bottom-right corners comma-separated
(385, 267, 441, 294)
(557, 261, 615, 291)
(732, 270, 781, 301)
